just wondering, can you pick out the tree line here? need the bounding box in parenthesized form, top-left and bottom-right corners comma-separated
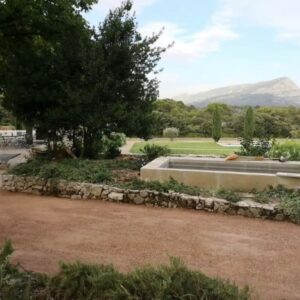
(152, 99, 300, 138)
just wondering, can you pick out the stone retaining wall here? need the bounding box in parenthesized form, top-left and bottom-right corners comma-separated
(0, 175, 286, 222)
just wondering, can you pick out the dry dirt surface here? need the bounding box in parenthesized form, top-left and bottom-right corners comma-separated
(1, 191, 300, 299)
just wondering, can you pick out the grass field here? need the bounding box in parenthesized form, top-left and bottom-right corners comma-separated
(130, 140, 240, 155)
(129, 138, 300, 156)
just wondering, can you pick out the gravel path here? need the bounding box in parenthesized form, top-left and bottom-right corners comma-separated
(120, 139, 141, 155)
(0, 191, 300, 299)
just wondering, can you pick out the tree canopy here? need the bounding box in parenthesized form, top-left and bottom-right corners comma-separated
(0, 0, 167, 156)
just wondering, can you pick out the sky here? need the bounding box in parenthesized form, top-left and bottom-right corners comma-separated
(84, 0, 300, 99)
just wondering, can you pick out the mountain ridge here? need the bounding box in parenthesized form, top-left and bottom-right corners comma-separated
(174, 77, 300, 107)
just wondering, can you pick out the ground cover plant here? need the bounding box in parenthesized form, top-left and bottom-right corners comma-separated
(0, 240, 251, 300)
(122, 178, 211, 197)
(9, 158, 141, 184)
(255, 185, 300, 224)
(7, 159, 233, 200)
(131, 140, 240, 155)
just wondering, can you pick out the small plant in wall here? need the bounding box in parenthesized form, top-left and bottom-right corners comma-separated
(163, 127, 179, 141)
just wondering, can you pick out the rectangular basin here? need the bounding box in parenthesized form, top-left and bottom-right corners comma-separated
(141, 157, 300, 191)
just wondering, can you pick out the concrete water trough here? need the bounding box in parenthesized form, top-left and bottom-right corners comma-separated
(141, 157, 300, 191)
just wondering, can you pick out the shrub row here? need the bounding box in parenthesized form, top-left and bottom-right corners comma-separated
(0, 240, 250, 300)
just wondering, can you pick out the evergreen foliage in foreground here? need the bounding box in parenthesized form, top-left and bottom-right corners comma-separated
(0, 240, 250, 300)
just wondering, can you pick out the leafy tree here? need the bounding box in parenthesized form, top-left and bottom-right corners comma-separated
(212, 107, 222, 142)
(255, 110, 291, 138)
(73, 1, 167, 157)
(1, 0, 166, 156)
(243, 107, 255, 139)
(0, 0, 97, 144)
(0, 0, 96, 87)
(163, 127, 179, 141)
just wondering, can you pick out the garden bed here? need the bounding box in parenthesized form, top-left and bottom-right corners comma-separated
(4, 157, 300, 224)
(8, 157, 141, 185)
(0, 174, 291, 223)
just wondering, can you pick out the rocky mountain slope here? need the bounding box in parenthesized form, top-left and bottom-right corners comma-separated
(175, 78, 300, 107)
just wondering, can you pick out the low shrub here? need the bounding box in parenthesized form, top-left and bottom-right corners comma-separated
(102, 133, 126, 159)
(238, 137, 272, 157)
(9, 158, 45, 177)
(0, 240, 48, 299)
(124, 179, 243, 203)
(280, 194, 300, 224)
(254, 185, 290, 203)
(216, 188, 241, 203)
(0, 240, 251, 300)
(38, 164, 62, 179)
(122, 178, 210, 196)
(254, 185, 300, 223)
(269, 141, 300, 161)
(141, 144, 171, 162)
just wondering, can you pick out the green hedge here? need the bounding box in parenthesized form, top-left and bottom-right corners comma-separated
(0, 240, 250, 300)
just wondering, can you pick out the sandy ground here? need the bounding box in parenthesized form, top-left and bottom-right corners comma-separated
(1, 191, 300, 299)
(120, 139, 139, 154)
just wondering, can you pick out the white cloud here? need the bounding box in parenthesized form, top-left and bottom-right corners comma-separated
(140, 21, 239, 61)
(218, 0, 300, 43)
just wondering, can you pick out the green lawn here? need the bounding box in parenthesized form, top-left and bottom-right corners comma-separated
(130, 141, 240, 155)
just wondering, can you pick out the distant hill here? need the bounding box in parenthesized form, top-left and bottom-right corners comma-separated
(174, 77, 300, 107)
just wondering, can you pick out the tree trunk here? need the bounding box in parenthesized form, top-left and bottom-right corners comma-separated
(83, 129, 101, 159)
(25, 124, 33, 145)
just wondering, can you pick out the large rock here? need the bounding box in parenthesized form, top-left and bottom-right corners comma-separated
(140, 190, 148, 198)
(204, 198, 214, 209)
(90, 185, 102, 198)
(213, 198, 230, 213)
(133, 196, 144, 205)
(108, 192, 123, 201)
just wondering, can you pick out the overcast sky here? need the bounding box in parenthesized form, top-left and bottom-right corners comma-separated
(84, 0, 300, 98)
